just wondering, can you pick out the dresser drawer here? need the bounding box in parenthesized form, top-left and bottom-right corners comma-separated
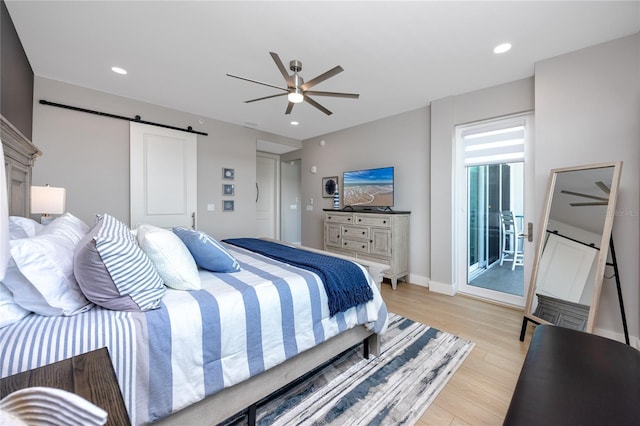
(325, 213, 354, 224)
(354, 215, 391, 227)
(342, 239, 370, 253)
(342, 225, 369, 239)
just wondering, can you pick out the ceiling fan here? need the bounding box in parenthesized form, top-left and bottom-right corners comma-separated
(561, 181, 610, 206)
(226, 52, 359, 115)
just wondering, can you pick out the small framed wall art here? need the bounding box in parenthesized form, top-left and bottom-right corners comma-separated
(223, 168, 235, 180)
(223, 184, 235, 196)
(322, 176, 338, 198)
(223, 200, 234, 212)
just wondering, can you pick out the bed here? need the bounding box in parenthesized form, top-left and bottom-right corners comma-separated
(0, 116, 390, 425)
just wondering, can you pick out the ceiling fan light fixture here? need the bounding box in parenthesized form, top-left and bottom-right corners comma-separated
(288, 88, 304, 104)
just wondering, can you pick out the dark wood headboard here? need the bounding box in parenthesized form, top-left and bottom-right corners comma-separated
(1, 114, 41, 217)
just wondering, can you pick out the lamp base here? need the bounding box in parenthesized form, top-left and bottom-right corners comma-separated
(40, 215, 54, 225)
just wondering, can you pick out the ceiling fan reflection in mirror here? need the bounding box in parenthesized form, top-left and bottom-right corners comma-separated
(226, 52, 359, 115)
(562, 181, 610, 206)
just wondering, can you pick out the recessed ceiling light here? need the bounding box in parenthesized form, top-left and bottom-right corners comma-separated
(290, 121, 299, 126)
(493, 43, 512, 54)
(111, 66, 127, 75)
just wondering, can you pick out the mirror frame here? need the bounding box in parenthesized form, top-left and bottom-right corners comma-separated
(524, 161, 623, 333)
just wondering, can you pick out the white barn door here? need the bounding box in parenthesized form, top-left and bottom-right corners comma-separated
(130, 122, 197, 229)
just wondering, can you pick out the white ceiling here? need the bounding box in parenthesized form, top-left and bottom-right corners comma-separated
(6, 1, 640, 141)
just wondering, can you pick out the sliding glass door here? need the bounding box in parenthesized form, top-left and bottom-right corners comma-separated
(467, 164, 501, 280)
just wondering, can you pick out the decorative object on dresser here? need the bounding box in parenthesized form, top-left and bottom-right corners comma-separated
(520, 161, 628, 343)
(324, 209, 410, 289)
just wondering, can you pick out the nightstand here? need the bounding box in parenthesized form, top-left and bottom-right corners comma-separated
(0, 347, 130, 426)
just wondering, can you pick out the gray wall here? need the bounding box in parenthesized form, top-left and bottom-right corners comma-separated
(32, 77, 300, 240)
(535, 33, 639, 343)
(0, 0, 33, 139)
(299, 107, 431, 285)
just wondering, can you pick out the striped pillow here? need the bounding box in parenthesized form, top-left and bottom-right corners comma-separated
(172, 227, 241, 273)
(93, 214, 165, 311)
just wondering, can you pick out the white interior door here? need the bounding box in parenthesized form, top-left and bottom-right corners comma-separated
(130, 122, 197, 229)
(256, 152, 279, 239)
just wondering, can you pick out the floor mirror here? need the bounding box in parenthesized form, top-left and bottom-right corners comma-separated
(520, 161, 623, 340)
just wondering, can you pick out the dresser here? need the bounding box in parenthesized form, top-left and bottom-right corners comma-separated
(323, 210, 410, 289)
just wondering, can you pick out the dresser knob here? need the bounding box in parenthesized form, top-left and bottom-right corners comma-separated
(348, 218, 351, 221)
(358, 218, 362, 222)
(383, 220, 387, 224)
(362, 231, 366, 235)
(362, 245, 365, 249)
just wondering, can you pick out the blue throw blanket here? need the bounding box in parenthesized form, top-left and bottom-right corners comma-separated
(223, 238, 373, 316)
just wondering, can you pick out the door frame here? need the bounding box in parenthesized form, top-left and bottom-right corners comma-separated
(454, 112, 535, 307)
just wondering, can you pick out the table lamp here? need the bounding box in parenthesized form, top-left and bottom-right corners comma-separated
(31, 185, 66, 224)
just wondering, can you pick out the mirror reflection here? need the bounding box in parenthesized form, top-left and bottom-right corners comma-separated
(523, 162, 622, 336)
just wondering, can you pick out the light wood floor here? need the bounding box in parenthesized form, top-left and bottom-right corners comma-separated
(380, 282, 535, 426)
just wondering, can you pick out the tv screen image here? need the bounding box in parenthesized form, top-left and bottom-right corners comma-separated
(342, 166, 394, 208)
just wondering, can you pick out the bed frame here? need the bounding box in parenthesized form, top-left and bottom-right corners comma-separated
(2, 119, 390, 425)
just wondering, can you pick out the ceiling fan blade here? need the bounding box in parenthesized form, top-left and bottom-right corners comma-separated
(570, 202, 609, 206)
(560, 190, 609, 202)
(304, 96, 332, 115)
(245, 93, 287, 103)
(269, 52, 294, 87)
(300, 65, 343, 90)
(285, 102, 295, 115)
(226, 73, 288, 92)
(595, 181, 611, 194)
(305, 90, 359, 99)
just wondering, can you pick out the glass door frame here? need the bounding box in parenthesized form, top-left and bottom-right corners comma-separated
(454, 113, 535, 307)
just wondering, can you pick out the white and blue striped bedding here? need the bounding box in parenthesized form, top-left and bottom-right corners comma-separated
(0, 244, 388, 425)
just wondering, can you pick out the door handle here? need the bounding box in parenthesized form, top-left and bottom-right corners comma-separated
(519, 222, 533, 242)
(192, 212, 196, 230)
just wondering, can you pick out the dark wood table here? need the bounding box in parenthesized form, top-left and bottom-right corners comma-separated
(1, 347, 130, 426)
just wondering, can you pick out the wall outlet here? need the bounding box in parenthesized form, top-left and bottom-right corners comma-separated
(306, 205, 313, 211)
(207, 203, 215, 211)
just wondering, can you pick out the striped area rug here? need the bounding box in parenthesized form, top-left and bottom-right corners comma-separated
(225, 313, 475, 425)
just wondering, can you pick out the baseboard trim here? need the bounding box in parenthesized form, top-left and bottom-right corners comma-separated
(593, 327, 640, 350)
(428, 280, 456, 296)
(407, 274, 429, 287)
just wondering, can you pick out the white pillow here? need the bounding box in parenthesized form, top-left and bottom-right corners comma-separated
(136, 224, 201, 291)
(4, 213, 93, 316)
(9, 216, 43, 238)
(0, 282, 31, 328)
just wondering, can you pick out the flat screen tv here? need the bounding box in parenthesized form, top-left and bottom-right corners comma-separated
(342, 166, 394, 209)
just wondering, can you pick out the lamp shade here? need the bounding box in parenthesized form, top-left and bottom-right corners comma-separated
(31, 185, 66, 215)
